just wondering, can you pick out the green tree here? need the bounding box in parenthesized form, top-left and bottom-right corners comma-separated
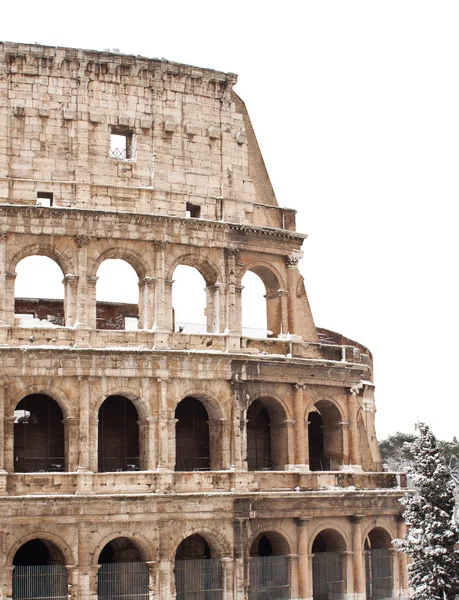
(395, 423, 459, 600)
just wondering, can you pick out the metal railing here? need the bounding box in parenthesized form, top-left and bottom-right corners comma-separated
(13, 564, 67, 600)
(248, 555, 290, 600)
(175, 558, 223, 600)
(365, 549, 393, 600)
(14, 457, 65, 473)
(312, 551, 345, 600)
(110, 147, 127, 159)
(98, 562, 149, 599)
(98, 457, 140, 472)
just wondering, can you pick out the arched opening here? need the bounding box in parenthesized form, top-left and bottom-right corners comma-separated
(172, 265, 207, 334)
(248, 532, 290, 599)
(98, 538, 148, 600)
(175, 397, 210, 471)
(15, 256, 65, 327)
(308, 401, 343, 471)
(96, 259, 139, 330)
(13, 539, 67, 599)
(312, 529, 347, 600)
(175, 534, 223, 600)
(14, 394, 65, 472)
(247, 398, 288, 471)
(365, 528, 394, 600)
(241, 270, 268, 337)
(98, 396, 140, 472)
(242, 266, 283, 338)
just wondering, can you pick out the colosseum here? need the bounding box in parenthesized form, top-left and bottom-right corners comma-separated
(0, 41, 408, 600)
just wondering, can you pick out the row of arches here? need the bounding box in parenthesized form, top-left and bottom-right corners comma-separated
(13, 394, 345, 473)
(9, 527, 395, 600)
(13, 253, 281, 337)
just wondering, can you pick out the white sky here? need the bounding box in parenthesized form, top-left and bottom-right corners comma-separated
(3, 0, 459, 442)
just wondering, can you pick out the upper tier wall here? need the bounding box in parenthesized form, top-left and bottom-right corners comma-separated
(0, 42, 293, 228)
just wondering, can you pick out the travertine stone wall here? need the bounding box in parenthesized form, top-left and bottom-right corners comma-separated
(0, 43, 407, 600)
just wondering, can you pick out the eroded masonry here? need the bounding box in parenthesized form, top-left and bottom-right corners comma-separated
(0, 42, 408, 600)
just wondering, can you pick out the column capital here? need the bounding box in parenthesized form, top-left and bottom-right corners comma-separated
(152, 240, 168, 249)
(74, 235, 92, 248)
(349, 515, 365, 524)
(296, 517, 311, 527)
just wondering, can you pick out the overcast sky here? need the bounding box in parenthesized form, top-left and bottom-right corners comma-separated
(2, 0, 459, 442)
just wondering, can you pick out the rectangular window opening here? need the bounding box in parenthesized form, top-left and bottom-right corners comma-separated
(36, 192, 53, 207)
(110, 129, 133, 160)
(186, 202, 201, 218)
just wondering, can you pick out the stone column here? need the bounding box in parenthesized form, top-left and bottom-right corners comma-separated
(265, 290, 282, 337)
(287, 554, 299, 600)
(206, 282, 226, 333)
(77, 378, 92, 472)
(65, 416, 80, 472)
(292, 384, 306, 469)
(397, 516, 409, 596)
(138, 276, 156, 330)
(221, 557, 234, 599)
(4, 272, 16, 328)
(341, 421, 350, 466)
(348, 389, 361, 469)
(4, 416, 15, 473)
(225, 249, 239, 334)
(66, 564, 78, 600)
(350, 516, 365, 600)
(157, 379, 172, 470)
(0, 381, 6, 475)
(234, 285, 244, 335)
(158, 559, 172, 600)
(73, 235, 92, 329)
(146, 560, 158, 600)
(285, 254, 301, 336)
(63, 274, 79, 327)
(297, 517, 310, 600)
(279, 289, 289, 335)
(220, 419, 232, 470)
(152, 242, 169, 331)
(0, 233, 11, 327)
(4, 565, 14, 600)
(230, 384, 244, 470)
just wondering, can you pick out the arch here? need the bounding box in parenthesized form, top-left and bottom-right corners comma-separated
(171, 526, 230, 562)
(308, 399, 344, 471)
(364, 528, 394, 600)
(311, 528, 348, 600)
(98, 395, 141, 472)
(248, 530, 292, 600)
(242, 261, 286, 338)
(97, 536, 150, 600)
(89, 247, 149, 281)
(9, 243, 74, 277)
(9, 385, 70, 420)
(175, 397, 211, 471)
(249, 529, 293, 556)
(7, 532, 74, 567)
(95, 258, 140, 331)
(172, 389, 225, 422)
(14, 394, 65, 473)
(174, 533, 224, 600)
(167, 254, 221, 287)
(246, 397, 288, 470)
(90, 532, 153, 566)
(93, 387, 149, 421)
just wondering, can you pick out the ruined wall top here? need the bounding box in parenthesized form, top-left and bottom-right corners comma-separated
(0, 42, 293, 228)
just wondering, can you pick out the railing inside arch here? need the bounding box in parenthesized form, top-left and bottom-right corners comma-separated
(248, 555, 290, 600)
(365, 549, 393, 600)
(175, 558, 223, 600)
(98, 562, 149, 599)
(12, 565, 67, 600)
(312, 551, 345, 600)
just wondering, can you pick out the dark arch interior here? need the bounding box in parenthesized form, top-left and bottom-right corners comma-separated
(250, 532, 289, 557)
(175, 397, 210, 471)
(312, 529, 346, 553)
(98, 537, 144, 564)
(98, 395, 140, 472)
(14, 394, 65, 473)
(247, 401, 272, 471)
(175, 534, 211, 560)
(308, 402, 343, 471)
(366, 528, 392, 550)
(13, 539, 64, 566)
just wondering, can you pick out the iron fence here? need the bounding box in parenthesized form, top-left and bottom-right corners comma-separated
(98, 562, 149, 599)
(175, 558, 223, 600)
(312, 551, 345, 600)
(248, 555, 290, 600)
(365, 549, 393, 600)
(12, 564, 67, 600)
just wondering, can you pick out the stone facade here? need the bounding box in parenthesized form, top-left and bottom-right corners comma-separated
(0, 42, 408, 600)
